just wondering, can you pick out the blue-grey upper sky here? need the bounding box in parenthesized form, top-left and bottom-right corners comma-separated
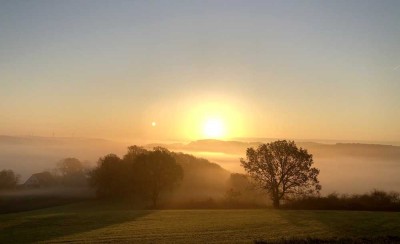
(1, 0, 399, 142)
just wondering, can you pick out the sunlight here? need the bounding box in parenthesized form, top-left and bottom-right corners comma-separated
(203, 118, 225, 139)
(179, 95, 250, 140)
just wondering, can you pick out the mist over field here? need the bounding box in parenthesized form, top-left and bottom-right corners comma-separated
(0, 135, 127, 181)
(179, 140, 400, 194)
(1, 1, 400, 242)
(1, 135, 399, 195)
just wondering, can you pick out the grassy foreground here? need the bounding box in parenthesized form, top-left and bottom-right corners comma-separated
(0, 201, 400, 243)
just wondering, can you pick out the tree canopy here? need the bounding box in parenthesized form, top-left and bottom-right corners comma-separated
(56, 158, 87, 186)
(57, 158, 84, 176)
(133, 148, 183, 207)
(0, 169, 19, 190)
(90, 154, 128, 197)
(90, 147, 183, 207)
(240, 140, 321, 208)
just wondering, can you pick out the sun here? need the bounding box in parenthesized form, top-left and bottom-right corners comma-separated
(203, 118, 226, 139)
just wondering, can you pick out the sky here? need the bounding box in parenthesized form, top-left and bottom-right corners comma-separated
(1, 0, 399, 143)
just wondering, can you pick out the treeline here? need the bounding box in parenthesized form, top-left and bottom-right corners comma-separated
(90, 146, 183, 207)
(0, 170, 19, 190)
(3, 141, 400, 211)
(0, 158, 89, 190)
(89, 146, 268, 208)
(283, 190, 400, 211)
(1, 146, 266, 210)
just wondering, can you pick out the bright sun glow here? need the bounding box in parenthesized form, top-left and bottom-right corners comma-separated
(203, 118, 225, 139)
(177, 95, 248, 140)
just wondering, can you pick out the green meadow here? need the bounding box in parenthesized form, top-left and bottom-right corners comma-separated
(1, 201, 399, 243)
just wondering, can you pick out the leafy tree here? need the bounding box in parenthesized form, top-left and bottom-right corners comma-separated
(57, 158, 84, 176)
(240, 140, 321, 208)
(133, 148, 183, 207)
(123, 145, 147, 162)
(0, 169, 20, 190)
(90, 154, 128, 197)
(56, 158, 87, 186)
(90, 147, 183, 206)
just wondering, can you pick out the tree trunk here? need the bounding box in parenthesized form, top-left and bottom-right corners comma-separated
(152, 190, 159, 208)
(272, 196, 280, 209)
(152, 197, 157, 208)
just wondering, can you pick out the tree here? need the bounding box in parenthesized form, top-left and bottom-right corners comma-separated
(133, 148, 183, 207)
(123, 145, 147, 162)
(57, 158, 84, 176)
(56, 158, 87, 186)
(89, 147, 184, 206)
(90, 154, 128, 197)
(0, 169, 20, 190)
(240, 140, 321, 208)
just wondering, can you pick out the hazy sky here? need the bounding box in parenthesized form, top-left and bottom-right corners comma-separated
(1, 0, 399, 142)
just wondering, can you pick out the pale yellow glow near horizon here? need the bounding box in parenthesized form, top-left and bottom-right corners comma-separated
(181, 96, 248, 140)
(142, 93, 254, 141)
(203, 118, 226, 139)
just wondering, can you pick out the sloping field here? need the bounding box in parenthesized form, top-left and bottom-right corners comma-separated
(1, 201, 399, 243)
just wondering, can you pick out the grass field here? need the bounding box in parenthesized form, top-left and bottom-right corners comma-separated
(1, 201, 400, 243)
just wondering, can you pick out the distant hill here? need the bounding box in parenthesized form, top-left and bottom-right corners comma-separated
(233, 137, 400, 147)
(146, 139, 400, 161)
(0, 135, 113, 146)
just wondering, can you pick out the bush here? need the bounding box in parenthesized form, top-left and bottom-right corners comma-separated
(282, 190, 400, 211)
(0, 169, 19, 190)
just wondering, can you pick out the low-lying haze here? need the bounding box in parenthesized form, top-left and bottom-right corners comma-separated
(1, 135, 399, 194)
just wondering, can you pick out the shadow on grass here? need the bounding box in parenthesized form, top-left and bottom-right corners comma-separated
(0, 200, 154, 243)
(277, 209, 400, 239)
(255, 236, 400, 243)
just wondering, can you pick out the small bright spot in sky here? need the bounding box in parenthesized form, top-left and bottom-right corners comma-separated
(151, 122, 156, 127)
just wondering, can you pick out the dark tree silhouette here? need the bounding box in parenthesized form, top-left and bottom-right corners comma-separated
(123, 145, 148, 162)
(0, 169, 20, 190)
(56, 158, 87, 186)
(90, 147, 184, 206)
(240, 140, 321, 208)
(57, 158, 84, 176)
(133, 148, 183, 207)
(90, 154, 128, 197)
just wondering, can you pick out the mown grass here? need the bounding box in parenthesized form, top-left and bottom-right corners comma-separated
(0, 201, 400, 243)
